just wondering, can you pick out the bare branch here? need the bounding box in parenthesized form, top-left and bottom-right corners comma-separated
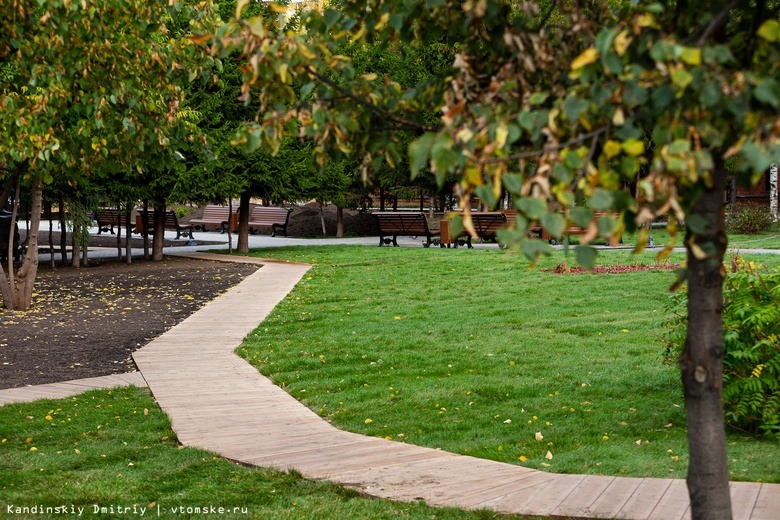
(692, 0, 742, 46)
(479, 127, 608, 165)
(303, 65, 441, 133)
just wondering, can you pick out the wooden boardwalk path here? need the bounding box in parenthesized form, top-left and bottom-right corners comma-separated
(0, 372, 146, 405)
(3, 251, 778, 519)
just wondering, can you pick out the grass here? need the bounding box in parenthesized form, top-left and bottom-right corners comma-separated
(238, 245, 780, 483)
(0, 386, 526, 519)
(620, 222, 780, 250)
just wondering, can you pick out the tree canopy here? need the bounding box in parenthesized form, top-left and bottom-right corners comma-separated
(206, 1, 778, 518)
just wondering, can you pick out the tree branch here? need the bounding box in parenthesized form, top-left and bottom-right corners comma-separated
(303, 65, 441, 133)
(690, 0, 741, 46)
(479, 127, 608, 164)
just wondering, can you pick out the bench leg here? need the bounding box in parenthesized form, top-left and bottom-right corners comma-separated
(392, 236, 399, 247)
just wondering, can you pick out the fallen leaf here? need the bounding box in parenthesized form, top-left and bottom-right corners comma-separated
(545, 451, 553, 460)
(535, 432, 544, 442)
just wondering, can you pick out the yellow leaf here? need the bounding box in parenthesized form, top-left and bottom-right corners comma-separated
(757, 20, 780, 42)
(603, 140, 622, 159)
(612, 107, 625, 127)
(519, 455, 528, 462)
(680, 47, 701, 66)
(268, 3, 288, 13)
(45, 415, 52, 421)
(570, 48, 599, 71)
(143, 408, 149, 416)
(364, 419, 373, 424)
(636, 13, 655, 27)
(361, 73, 377, 82)
(279, 63, 288, 84)
(495, 124, 509, 149)
(535, 432, 544, 441)
(545, 450, 553, 460)
(621, 138, 644, 156)
(613, 30, 632, 56)
(30, 447, 38, 451)
(235, 0, 250, 18)
(74, 448, 81, 454)
(602, 435, 609, 440)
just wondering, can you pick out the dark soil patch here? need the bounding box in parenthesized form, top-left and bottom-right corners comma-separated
(545, 263, 681, 274)
(0, 256, 260, 390)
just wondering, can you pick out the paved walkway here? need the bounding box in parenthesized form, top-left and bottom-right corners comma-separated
(3, 248, 780, 519)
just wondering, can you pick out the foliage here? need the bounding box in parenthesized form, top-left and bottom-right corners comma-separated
(662, 257, 780, 437)
(725, 203, 773, 235)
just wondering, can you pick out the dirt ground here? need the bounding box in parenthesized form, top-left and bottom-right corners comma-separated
(0, 251, 260, 390)
(0, 202, 374, 391)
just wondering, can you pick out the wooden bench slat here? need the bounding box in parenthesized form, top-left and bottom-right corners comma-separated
(190, 205, 238, 233)
(134, 210, 194, 240)
(248, 207, 292, 237)
(374, 212, 440, 247)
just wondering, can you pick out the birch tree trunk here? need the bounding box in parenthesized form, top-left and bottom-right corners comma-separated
(15, 178, 43, 310)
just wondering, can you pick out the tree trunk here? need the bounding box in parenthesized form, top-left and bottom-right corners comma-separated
(319, 201, 327, 237)
(336, 206, 344, 238)
(15, 178, 43, 310)
(237, 191, 250, 254)
(681, 159, 732, 520)
(142, 201, 150, 261)
(59, 199, 67, 265)
(0, 266, 12, 310)
(227, 199, 233, 254)
(770, 163, 778, 223)
(152, 204, 164, 261)
(71, 234, 80, 268)
(116, 204, 123, 261)
(47, 202, 54, 268)
(125, 204, 132, 264)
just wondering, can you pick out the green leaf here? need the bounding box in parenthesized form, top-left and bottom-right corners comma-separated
(597, 215, 618, 237)
(667, 139, 691, 155)
(590, 188, 614, 210)
(521, 239, 554, 263)
(553, 163, 573, 184)
(323, 9, 341, 29)
(754, 78, 780, 108)
(430, 134, 459, 176)
(564, 96, 589, 123)
(652, 85, 675, 109)
(570, 207, 593, 228)
(540, 212, 566, 239)
(502, 174, 523, 195)
(672, 68, 693, 90)
(475, 185, 497, 209)
(699, 82, 721, 108)
(575, 245, 597, 269)
(409, 133, 435, 178)
(528, 92, 548, 105)
(686, 214, 708, 234)
(516, 197, 546, 219)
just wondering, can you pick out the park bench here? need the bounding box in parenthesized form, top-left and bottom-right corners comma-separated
(539, 210, 621, 246)
(448, 211, 508, 248)
(189, 205, 238, 233)
(374, 212, 440, 247)
(134, 210, 194, 240)
(93, 208, 130, 235)
(248, 206, 292, 237)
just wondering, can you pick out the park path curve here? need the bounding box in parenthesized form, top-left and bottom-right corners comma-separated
(133, 252, 778, 520)
(2, 250, 778, 519)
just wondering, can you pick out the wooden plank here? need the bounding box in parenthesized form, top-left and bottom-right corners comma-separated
(617, 478, 673, 519)
(587, 476, 643, 519)
(648, 479, 690, 520)
(751, 483, 780, 520)
(731, 481, 761, 520)
(550, 474, 615, 518)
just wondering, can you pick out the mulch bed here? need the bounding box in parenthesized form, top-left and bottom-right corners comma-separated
(545, 263, 681, 274)
(0, 254, 260, 390)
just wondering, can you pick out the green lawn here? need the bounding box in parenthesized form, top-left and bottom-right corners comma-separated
(238, 245, 780, 483)
(0, 387, 524, 519)
(621, 222, 780, 250)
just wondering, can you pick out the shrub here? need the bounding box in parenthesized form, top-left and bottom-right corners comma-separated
(661, 257, 780, 437)
(725, 203, 772, 235)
